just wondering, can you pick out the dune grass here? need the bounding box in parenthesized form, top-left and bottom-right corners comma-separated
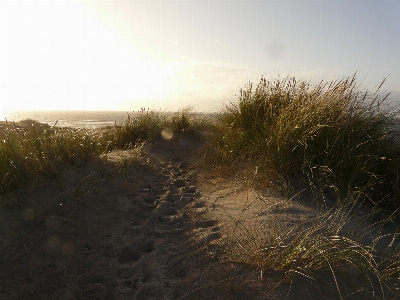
(99, 107, 209, 151)
(205, 74, 400, 297)
(0, 107, 204, 194)
(223, 192, 400, 298)
(0, 120, 100, 193)
(2, 74, 400, 297)
(206, 73, 400, 208)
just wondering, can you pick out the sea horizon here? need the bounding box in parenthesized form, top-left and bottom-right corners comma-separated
(2, 110, 218, 129)
(3, 110, 136, 128)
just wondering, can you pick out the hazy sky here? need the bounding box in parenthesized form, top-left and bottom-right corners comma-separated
(1, 0, 400, 113)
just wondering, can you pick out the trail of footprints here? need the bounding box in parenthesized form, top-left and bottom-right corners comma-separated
(96, 157, 221, 299)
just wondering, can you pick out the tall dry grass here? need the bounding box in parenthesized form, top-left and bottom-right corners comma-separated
(0, 120, 100, 193)
(207, 74, 400, 207)
(203, 74, 400, 297)
(0, 107, 204, 194)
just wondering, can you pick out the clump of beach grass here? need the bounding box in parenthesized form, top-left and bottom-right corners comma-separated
(99, 106, 207, 151)
(202, 73, 400, 298)
(223, 192, 400, 298)
(0, 120, 100, 193)
(207, 73, 400, 207)
(0, 108, 203, 195)
(99, 108, 167, 151)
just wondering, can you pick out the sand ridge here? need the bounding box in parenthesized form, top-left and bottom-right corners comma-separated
(0, 133, 232, 299)
(1, 132, 396, 299)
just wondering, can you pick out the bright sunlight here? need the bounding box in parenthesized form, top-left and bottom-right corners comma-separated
(2, 1, 180, 112)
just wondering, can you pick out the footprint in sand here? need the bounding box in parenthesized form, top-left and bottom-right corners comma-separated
(113, 148, 214, 298)
(118, 247, 141, 264)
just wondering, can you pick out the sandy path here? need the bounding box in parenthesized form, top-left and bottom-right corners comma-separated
(1, 132, 397, 299)
(0, 133, 236, 299)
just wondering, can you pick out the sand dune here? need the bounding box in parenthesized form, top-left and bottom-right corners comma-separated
(0, 132, 397, 299)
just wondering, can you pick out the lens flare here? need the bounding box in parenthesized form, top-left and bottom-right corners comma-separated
(161, 128, 174, 140)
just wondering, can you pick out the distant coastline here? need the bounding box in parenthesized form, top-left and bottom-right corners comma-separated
(3, 110, 131, 128)
(3, 110, 218, 129)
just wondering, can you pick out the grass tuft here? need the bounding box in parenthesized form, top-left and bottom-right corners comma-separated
(200, 73, 400, 297)
(0, 108, 203, 194)
(206, 73, 400, 207)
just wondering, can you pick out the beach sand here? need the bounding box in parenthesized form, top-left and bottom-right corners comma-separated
(0, 132, 397, 299)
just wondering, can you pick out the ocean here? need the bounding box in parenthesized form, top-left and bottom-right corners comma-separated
(3, 111, 134, 128)
(3, 110, 217, 129)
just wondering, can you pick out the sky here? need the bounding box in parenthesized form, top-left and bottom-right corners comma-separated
(1, 0, 400, 114)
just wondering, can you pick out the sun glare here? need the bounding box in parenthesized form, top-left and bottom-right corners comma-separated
(2, 1, 182, 112)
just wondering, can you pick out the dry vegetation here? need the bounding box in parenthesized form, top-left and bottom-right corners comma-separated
(0, 107, 205, 194)
(203, 73, 400, 297)
(2, 74, 400, 298)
